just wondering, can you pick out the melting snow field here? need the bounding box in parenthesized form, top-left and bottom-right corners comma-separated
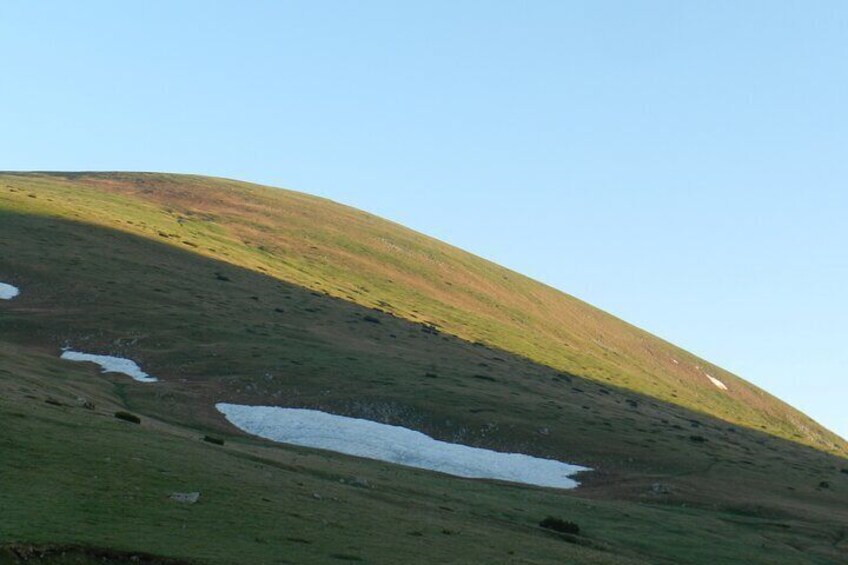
(706, 374, 729, 391)
(60, 350, 158, 383)
(217, 403, 590, 489)
(0, 282, 20, 300)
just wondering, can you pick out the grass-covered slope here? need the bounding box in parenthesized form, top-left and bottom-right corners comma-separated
(0, 171, 842, 454)
(1, 171, 847, 563)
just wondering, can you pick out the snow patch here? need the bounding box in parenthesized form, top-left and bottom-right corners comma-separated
(706, 374, 728, 391)
(217, 403, 590, 489)
(60, 350, 158, 383)
(0, 282, 20, 300)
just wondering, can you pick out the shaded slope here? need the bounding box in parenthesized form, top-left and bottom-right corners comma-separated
(2, 211, 847, 564)
(0, 171, 843, 456)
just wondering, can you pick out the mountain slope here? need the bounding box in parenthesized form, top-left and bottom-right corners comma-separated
(1, 171, 842, 454)
(1, 171, 846, 563)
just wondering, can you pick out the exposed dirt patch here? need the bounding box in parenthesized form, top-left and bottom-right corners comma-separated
(0, 544, 193, 564)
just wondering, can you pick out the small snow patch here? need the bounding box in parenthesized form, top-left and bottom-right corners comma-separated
(706, 374, 728, 391)
(60, 350, 157, 383)
(0, 282, 20, 300)
(217, 403, 590, 489)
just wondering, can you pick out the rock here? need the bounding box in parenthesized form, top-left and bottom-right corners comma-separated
(651, 483, 671, 495)
(77, 397, 96, 410)
(312, 492, 322, 500)
(170, 492, 200, 504)
(348, 477, 370, 489)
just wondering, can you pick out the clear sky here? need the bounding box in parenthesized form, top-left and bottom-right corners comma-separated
(2, 2, 845, 439)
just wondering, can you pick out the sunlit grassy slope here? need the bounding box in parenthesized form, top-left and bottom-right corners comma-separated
(0, 172, 842, 454)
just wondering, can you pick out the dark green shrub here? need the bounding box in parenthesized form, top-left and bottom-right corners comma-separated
(203, 435, 225, 446)
(114, 411, 141, 424)
(539, 516, 580, 535)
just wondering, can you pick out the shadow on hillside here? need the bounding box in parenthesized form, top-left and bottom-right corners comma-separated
(1, 209, 846, 514)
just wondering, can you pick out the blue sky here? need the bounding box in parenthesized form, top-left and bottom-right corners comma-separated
(2, 1, 845, 439)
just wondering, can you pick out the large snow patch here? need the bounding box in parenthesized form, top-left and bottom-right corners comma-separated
(60, 350, 158, 383)
(217, 403, 590, 489)
(0, 282, 20, 300)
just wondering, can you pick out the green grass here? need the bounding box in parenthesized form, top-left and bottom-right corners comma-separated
(2, 342, 845, 564)
(0, 172, 840, 455)
(0, 172, 846, 563)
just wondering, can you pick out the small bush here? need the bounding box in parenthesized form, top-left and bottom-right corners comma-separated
(114, 411, 141, 424)
(539, 516, 580, 535)
(363, 315, 381, 324)
(203, 435, 225, 446)
(689, 435, 707, 443)
(819, 481, 830, 489)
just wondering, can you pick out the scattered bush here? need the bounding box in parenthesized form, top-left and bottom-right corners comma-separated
(689, 435, 707, 443)
(203, 435, 225, 446)
(539, 516, 580, 535)
(362, 315, 381, 324)
(114, 411, 141, 424)
(819, 481, 830, 489)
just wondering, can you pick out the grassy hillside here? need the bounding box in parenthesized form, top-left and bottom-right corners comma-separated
(1, 172, 846, 563)
(0, 172, 842, 455)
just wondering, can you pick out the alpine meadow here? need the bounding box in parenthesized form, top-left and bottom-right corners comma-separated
(1, 172, 846, 564)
